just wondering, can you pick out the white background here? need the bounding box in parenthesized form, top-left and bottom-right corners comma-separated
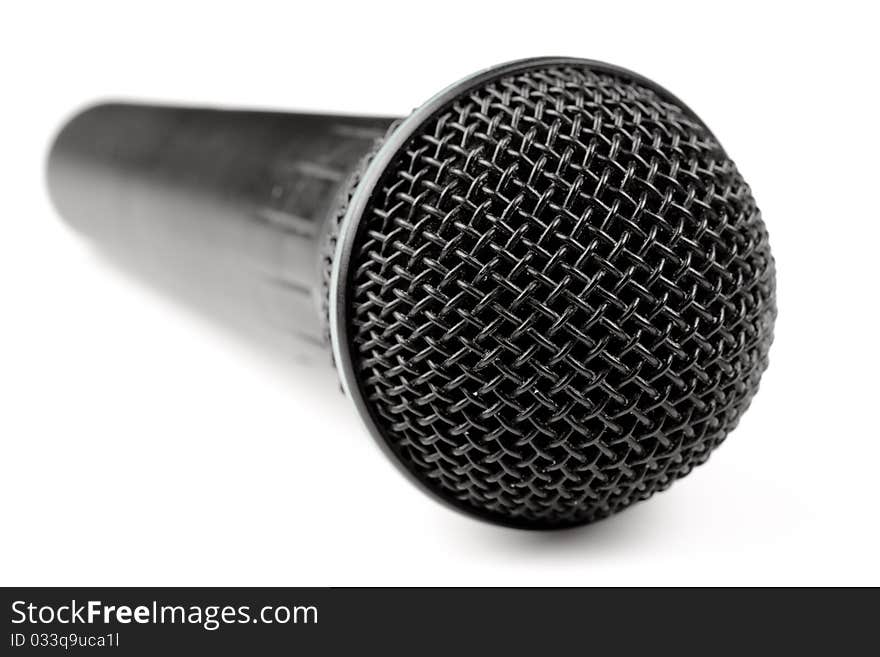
(2, 1, 878, 586)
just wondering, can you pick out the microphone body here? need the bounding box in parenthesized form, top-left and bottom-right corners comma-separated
(49, 105, 396, 345)
(48, 58, 776, 529)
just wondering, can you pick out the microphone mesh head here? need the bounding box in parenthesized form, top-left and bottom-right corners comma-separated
(340, 62, 776, 528)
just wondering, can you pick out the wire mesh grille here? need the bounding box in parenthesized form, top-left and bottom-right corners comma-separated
(320, 133, 391, 346)
(344, 63, 776, 527)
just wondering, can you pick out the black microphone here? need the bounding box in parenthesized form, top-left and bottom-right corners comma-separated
(48, 57, 776, 529)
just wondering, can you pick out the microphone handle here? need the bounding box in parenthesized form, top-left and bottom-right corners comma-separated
(48, 103, 397, 345)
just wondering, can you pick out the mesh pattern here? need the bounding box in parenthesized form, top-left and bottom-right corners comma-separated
(320, 124, 400, 346)
(344, 64, 776, 527)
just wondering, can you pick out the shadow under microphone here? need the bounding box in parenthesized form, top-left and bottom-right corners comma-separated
(47, 58, 776, 530)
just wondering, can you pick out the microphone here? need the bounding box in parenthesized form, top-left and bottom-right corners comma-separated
(48, 57, 776, 529)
